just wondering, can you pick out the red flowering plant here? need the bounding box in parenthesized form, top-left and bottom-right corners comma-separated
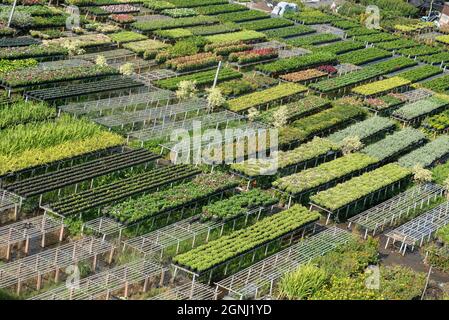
(316, 65, 338, 74)
(229, 48, 278, 64)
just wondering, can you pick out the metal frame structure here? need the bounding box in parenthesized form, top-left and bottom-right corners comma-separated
(160, 120, 269, 165)
(336, 63, 362, 75)
(279, 47, 311, 58)
(310, 24, 346, 37)
(0, 214, 64, 260)
(128, 111, 248, 143)
(37, 59, 92, 70)
(0, 189, 22, 221)
(0, 237, 115, 294)
(348, 183, 444, 238)
(150, 282, 215, 300)
(385, 201, 449, 255)
(401, 88, 434, 103)
(93, 98, 209, 130)
(29, 259, 167, 300)
(82, 217, 125, 242)
(58, 89, 175, 117)
(135, 69, 178, 84)
(76, 49, 137, 64)
(214, 226, 352, 300)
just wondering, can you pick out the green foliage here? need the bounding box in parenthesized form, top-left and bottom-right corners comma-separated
(378, 265, 425, 300)
(109, 31, 148, 44)
(0, 100, 55, 129)
(436, 224, 449, 245)
(173, 205, 320, 272)
(277, 264, 327, 300)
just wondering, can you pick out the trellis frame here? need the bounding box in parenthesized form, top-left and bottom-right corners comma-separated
(0, 237, 115, 295)
(58, 88, 175, 117)
(29, 259, 167, 300)
(0, 189, 22, 221)
(0, 214, 64, 260)
(385, 201, 449, 255)
(348, 183, 444, 238)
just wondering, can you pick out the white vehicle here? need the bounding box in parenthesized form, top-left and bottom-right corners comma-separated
(271, 2, 298, 16)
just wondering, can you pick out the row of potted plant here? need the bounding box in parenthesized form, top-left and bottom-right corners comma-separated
(205, 41, 252, 56)
(109, 30, 147, 44)
(122, 39, 170, 59)
(132, 15, 218, 32)
(310, 57, 417, 93)
(326, 116, 396, 144)
(398, 135, 449, 168)
(392, 95, 449, 122)
(280, 68, 327, 83)
(200, 188, 278, 222)
(395, 65, 443, 83)
(0, 64, 119, 88)
(256, 52, 337, 77)
(227, 82, 307, 112)
(310, 163, 411, 213)
(205, 30, 266, 44)
(172, 204, 320, 273)
(352, 76, 411, 97)
(231, 137, 339, 178)
(360, 128, 426, 162)
(273, 152, 379, 196)
(422, 75, 449, 93)
(238, 17, 294, 31)
(161, 8, 197, 18)
(315, 40, 364, 55)
(263, 24, 315, 39)
(108, 172, 240, 224)
(166, 52, 221, 72)
(155, 67, 242, 90)
(398, 45, 442, 57)
(214, 9, 269, 23)
(256, 95, 331, 125)
(187, 22, 241, 36)
(109, 13, 136, 24)
(338, 47, 392, 65)
(194, 3, 248, 15)
(229, 48, 278, 65)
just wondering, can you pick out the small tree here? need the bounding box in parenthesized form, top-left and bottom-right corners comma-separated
(272, 105, 288, 128)
(119, 63, 134, 76)
(95, 55, 108, 67)
(206, 87, 225, 112)
(341, 136, 363, 155)
(412, 165, 433, 184)
(247, 107, 260, 122)
(176, 80, 197, 100)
